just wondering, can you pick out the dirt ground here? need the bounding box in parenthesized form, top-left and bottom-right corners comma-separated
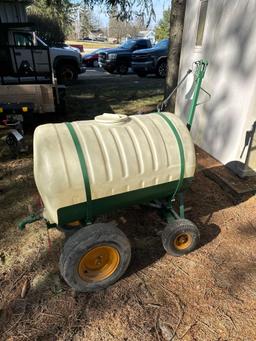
(0, 71, 256, 341)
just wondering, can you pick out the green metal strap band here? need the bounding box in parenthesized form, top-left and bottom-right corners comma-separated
(156, 112, 185, 199)
(65, 122, 92, 222)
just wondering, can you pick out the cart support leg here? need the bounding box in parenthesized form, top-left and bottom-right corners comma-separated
(179, 192, 185, 219)
(165, 192, 185, 223)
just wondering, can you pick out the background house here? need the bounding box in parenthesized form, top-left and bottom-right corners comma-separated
(135, 30, 155, 44)
(176, 0, 256, 177)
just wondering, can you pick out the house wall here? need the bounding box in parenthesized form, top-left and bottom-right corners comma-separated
(136, 31, 156, 44)
(175, 0, 256, 174)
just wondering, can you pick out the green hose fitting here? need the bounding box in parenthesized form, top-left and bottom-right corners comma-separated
(18, 214, 42, 231)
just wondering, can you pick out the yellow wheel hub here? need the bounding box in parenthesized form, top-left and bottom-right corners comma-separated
(174, 233, 192, 250)
(78, 245, 120, 282)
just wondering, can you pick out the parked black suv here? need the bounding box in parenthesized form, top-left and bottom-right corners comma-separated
(131, 39, 169, 78)
(98, 39, 152, 75)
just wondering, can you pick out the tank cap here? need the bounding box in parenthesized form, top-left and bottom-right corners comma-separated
(95, 113, 129, 124)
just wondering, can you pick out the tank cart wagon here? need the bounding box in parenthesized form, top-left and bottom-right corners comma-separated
(19, 60, 208, 292)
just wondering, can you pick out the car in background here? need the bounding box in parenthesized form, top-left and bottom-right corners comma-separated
(98, 39, 152, 75)
(34, 37, 85, 83)
(49, 42, 82, 53)
(95, 37, 107, 42)
(82, 48, 110, 67)
(131, 39, 169, 78)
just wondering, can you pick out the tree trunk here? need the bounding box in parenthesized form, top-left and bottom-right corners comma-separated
(165, 0, 187, 112)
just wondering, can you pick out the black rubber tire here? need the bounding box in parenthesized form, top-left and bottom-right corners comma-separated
(105, 67, 115, 74)
(56, 63, 78, 84)
(137, 71, 147, 78)
(5, 133, 18, 157)
(59, 223, 131, 292)
(5, 133, 18, 147)
(117, 63, 128, 75)
(156, 60, 167, 78)
(93, 60, 98, 67)
(162, 219, 200, 257)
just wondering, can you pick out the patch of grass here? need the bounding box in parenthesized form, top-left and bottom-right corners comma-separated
(65, 73, 165, 120)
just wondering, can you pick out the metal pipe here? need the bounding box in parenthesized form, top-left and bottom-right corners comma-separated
(186, 59, 208, 131)
(18, 214, 42, 230)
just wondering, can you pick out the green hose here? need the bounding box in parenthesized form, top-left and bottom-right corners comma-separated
(18, 214, 42, 231)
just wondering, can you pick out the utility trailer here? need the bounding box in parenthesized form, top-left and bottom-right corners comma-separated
(0, 1, 66, 152)
(0, 23, 66, 117)
(0, 22, 66, 152)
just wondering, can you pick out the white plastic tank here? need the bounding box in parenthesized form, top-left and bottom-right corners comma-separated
(34, 113, 196, 224)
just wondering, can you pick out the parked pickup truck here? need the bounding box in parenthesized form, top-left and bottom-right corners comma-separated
(98, 39, 152, 75)
(131, 39, 169, 78)
(0, 23, 85, 83)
